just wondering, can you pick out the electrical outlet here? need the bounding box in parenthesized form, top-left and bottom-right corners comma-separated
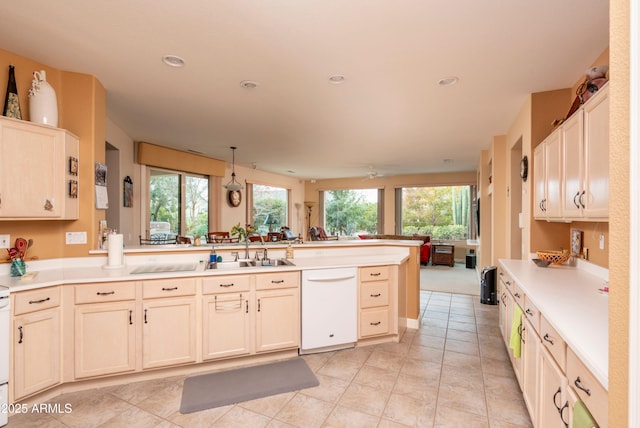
(0, 234, 10, 249)
(599, 234, 605, 250)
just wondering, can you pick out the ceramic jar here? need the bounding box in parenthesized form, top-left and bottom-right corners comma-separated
(28, 70, 58, 127)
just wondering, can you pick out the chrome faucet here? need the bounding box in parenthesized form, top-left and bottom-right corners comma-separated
(244, 239, 250, 260)
(263, 248, 268, 261)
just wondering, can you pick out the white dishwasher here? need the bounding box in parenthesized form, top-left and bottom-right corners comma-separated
(300, 267, 358, 354)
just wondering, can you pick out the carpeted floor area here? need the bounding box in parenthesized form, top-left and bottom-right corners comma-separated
(420, 262, 480, 295)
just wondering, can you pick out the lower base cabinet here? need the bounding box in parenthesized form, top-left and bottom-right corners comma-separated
(74, 302, 136, 378)
(13, 309, 61, 400)
(539, 346, 569, 427)
(142, 297, 196, 369)
(255, 288, 299, 352)
(203, 292, 251, 360)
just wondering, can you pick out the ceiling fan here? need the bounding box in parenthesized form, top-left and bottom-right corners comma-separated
(363, 166, 384, 180)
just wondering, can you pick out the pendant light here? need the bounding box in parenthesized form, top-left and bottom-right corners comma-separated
(223, 146, 243, 191)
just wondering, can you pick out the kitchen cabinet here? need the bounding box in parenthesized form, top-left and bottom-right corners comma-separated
(202, 275, 252, 360)
(561, 84, 609, 220)
(533, 129, 563, 220)
(358, 265, 396, 338)
(539, 346, 569, 427)
(0, 116, 79, 220)
(566, 346, 608, 427)
(521, 313, 540, 427)
(255, 272, 300, 353)
(73, 282, 136, 379)
(12, 286, 61, 401)
(142, 279, 197, 369)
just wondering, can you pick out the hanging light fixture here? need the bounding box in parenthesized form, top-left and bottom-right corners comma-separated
(223, 146, 243, 191)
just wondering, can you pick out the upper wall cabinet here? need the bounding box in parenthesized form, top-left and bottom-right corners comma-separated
(561, 84, 609, 221)
(534, 83, 609, 222)
(533, 128, 563, 220)
(0, 117, 79, 220)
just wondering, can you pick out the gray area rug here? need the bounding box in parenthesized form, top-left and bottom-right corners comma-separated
(180, 358, 319, 414)
(421, 262, 480, 295)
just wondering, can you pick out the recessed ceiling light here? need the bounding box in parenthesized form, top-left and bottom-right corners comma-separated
(240, 80, 258, 89)
(328, 75, 346, 84)
(162, 55, 185, 68)
(438, 76, 459, 86)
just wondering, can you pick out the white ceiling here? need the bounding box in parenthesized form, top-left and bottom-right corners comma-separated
(0, 0, 608, 180)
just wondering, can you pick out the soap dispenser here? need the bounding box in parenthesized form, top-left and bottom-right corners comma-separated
(286, 242, 294, 259)
(209, 244, 217, 265)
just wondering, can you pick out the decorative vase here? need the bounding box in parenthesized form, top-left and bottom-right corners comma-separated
(28, 70, 58, 127)
(10, 260, 26, 277)
(3, 65, 22, 119)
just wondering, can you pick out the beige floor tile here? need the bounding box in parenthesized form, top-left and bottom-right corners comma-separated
(302, 352, 334, 372)
(6, 412, 67, 428)
(447, 320, 477, 333)
(300, 374, 350, 404)
(135, 380, 184, 419)
(442, 349, 482, 370)
(407, 344, 444, 364)
(322, 405, 381, 427)
(391, 372, 439, 404)
(400, 359, 442, 383)
(413, 333, 446, 349)
(448, 313, 476, 324)
(48, 390, 133, 428)
(446, 329, 478, 344)
(436, 383, 488, 417)
(483, 372, 522, 399)
(318, 357, 363, 382)
(382, 393, 436, 427)
(338, 383, 391, 417)
(210, 405, 271, 427)
(275, 394, 334, 428)
(424, 311, 449, 320)
(486, 395, 533, 427)
(238, 391, 296, 418)
(364, 349, 405, 372)
(422, 318, 449, 329)
(352, 364, 398, 390)
(328, 347, 372, 366)
(417, 325, 448, 340)
(433, 405, 490, 427)
(377, 418, 413, 427)
(481, 356, 519, 378)
(100, 406, 164, 428)
(106, 378, 175, 405)
(444, 338, 480, 356)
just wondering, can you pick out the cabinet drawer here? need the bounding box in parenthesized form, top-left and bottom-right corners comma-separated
(203, 275, 251, 294)
(511, 282, 525, 307)
(567, 347, 608, 428)
(360, 308, 390, 337)
(360, 265, 390, 282)
(75, 281, 136, 304)
(540, 316, 567, 371)
(255, 271, 299, 290)
(142, 278, 196, 298)
(499, 269, 514, 292)
(360, 282, 389, 308)
(14, 287, 60, 315)
(522, 296, 541, 334)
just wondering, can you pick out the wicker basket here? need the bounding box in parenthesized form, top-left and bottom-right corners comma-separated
(536, 249, 570, 265)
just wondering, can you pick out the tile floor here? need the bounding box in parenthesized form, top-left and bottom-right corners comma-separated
(7, 291, 533, 427)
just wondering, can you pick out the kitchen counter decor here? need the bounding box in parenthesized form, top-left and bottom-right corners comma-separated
(28, 70, 58, 127)
(536, 249, 570, 265)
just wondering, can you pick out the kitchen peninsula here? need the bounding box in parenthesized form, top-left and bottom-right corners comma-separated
(3, 239, 420, 406)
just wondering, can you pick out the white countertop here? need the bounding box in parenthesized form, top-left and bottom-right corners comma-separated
(499, 258, 609, 389)
(1, 245, 411, 292)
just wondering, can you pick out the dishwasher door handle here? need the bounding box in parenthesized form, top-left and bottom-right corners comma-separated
(305, 275, 356, 282)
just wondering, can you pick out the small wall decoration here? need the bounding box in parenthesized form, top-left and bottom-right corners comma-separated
(95, 162, 108, 209)
(570, 229, 583, 256)
(123, 176, 133, 207)
(228, 190, 241, 207)
(69, 180, 78, 198)
(69, 156, 78, 176)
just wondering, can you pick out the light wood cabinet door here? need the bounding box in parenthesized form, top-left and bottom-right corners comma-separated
(544, 130, 563, 219)
(582, 84, 609, 219)
(142, 297, 196, 369)
(0, 118, 62, 218)
(533, 144, 546, 219)
(561, 110, 584, 218)
(521, 315, 540, 426)
(203, 292, 252, 360)
(539, 346, 569, 428)
(74, 302, 136, 379)
(13, 308, 61, 400)
(255, 288, 299, 353)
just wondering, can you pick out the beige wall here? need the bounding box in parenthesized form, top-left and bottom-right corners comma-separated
(0, 49, 105, 261)
(609, 0, 629, 425)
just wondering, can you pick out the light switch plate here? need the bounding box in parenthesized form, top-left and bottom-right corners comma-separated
(0, 234, 10, 249)
(66, 232, 87, 245)
(599, 234, 605, 250)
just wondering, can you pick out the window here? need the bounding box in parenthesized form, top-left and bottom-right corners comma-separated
(399, 185, 476, 240)
(251, 184, 289, 235)
(148, 168, 209, 239)
(322, 189, 382, 236)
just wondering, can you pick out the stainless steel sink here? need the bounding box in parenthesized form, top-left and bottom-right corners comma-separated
(206, 258, 294, 270)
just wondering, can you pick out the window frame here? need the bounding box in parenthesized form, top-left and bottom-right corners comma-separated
(247, 182, 291, 235)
